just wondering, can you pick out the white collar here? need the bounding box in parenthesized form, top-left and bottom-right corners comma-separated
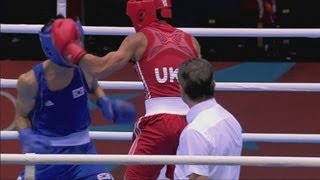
(186, 98, 218, 124)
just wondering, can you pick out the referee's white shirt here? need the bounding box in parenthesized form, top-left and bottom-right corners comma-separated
(174, 98, 243, 180)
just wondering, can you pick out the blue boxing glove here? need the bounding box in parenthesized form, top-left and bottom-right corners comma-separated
(18, 128, 48, 154)
(96, 96, 137, 124)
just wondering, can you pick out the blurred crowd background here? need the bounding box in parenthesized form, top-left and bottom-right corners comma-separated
(1, 0, 319, 62)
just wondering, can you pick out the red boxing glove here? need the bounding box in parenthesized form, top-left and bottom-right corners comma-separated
(51, 18, 87, 65)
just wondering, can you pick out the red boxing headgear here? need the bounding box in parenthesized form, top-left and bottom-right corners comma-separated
(126, 0, 172, 32)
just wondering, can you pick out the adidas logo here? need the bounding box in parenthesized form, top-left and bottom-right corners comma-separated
(44, 100, 55, 106)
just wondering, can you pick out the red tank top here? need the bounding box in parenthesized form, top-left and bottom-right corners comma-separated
(135, 22, 198, 99)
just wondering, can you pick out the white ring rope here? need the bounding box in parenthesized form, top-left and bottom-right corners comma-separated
(1, 24, 320, 37)
(1, 154, 320, 167)
(1, 78, 320, 92)
(1, 131, 320, 143)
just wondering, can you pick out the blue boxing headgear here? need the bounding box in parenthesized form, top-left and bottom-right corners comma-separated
(39, 17, 84, 67)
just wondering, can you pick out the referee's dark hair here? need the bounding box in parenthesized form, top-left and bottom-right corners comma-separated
(178, 58, 215, 102)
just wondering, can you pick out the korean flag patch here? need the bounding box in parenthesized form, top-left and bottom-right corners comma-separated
(72, 87, 85, 98)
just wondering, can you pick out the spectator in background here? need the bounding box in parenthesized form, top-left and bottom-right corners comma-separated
(257, 0, 277, 49)
(174, 58, 243, 180)
(258, 0, 277, 28)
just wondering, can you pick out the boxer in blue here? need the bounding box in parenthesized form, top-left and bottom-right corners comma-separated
(15, 15, 136, 180)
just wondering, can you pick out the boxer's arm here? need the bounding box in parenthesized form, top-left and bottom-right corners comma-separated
(15, 72, 48, 153)
(96, 96, 137, 124)
(192, 36, 202, 58)
(86, 73, 104, 102)
(15, 71, 37, 131)
(51, 18, 143, 79)
(87, 77, 136, 124)
(85, 74, 113, 121)
(78, 33, 144, 79)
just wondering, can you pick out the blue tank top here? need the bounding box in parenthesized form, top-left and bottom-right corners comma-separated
(29, 64, 91, 137)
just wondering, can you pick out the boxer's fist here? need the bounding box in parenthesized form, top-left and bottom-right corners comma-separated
(97, 96, 137, 124)
(51, 18, 87, 65)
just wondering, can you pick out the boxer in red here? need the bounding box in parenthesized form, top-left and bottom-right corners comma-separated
(50, 1, 201, 179)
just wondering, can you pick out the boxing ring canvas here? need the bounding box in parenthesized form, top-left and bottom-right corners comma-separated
(1, 60, 320, 179)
